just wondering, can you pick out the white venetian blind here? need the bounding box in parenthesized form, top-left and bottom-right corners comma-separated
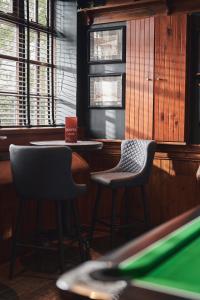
(0, 0, 74, 128)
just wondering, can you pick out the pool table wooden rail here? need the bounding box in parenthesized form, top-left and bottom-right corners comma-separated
(58, 205, 200, 300)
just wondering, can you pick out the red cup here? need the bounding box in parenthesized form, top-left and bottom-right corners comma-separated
(65, 117, 78, 143)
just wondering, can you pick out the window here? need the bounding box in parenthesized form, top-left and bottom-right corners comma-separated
(0, 0, 74, 128)
(86, 23, 126, 139)
(88, 25, 125, 109)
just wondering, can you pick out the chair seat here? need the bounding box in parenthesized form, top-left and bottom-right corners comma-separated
(91, 170, 141, 188)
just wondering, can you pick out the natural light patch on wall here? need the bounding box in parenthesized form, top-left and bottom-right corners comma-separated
(105, 110, 117, 139)
(54, 0, 77, 124)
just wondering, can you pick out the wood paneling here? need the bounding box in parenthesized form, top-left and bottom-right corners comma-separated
(126, 17, 154, 140)
(154, 15, 187, 142)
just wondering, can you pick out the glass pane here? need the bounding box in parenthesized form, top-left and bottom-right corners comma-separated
(29, 0, 36, 22)
(30, 64, 51, 95)
(90, 29, 123, 62)
(0, 0, 12, 13)
(29, 30, 50, 63)
(40, 65, 51, 95)
(0, 59, 17, 93)
(30, 96, 52, 126)
(0, 95, 22, 126)
(40, 32, 50, 63)
(90, 75, 123, 107)
(30, 64, 37, 94)
(38, 0, 48, 26)
(0, 21, 17, 57)
(29, 30, 37, 61)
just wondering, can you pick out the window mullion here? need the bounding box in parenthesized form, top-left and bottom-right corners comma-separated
(26, 0, 31, 126)
(47, 0, 51, 125)
(18, 0, 26, 126)
(36, 31, 40, 126)
(50, 0, 55, 125)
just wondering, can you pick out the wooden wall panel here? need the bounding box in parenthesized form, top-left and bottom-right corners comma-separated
(126, 17, 154, 140)
(154, 15, 187, 142)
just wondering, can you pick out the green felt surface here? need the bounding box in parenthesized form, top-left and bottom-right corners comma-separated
(119, 217, 200, 294)
(139, 235, 200, 294)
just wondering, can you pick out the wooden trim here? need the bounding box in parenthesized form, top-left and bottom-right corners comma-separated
(0, 127, 65, 154)
(79, 0, 200, 25)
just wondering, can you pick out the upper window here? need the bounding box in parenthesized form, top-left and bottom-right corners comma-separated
(0, 0, 74, 128)
(89, 28, 124, 63)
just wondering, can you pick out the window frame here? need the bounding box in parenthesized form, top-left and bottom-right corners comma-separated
(0, 0, 58, 129)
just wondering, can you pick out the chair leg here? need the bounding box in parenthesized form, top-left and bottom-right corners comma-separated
(141, 185, 150, 229)
(123, 187, 132, 239)
(9, 199, 23, 279)
(56, 201, 65, 273)
(110, 189, 117, 248)
(72, 199, 87, 261)
(124, 187, 129, 224)
(89, 184, 102, 245)
(36, 200, 42, 235)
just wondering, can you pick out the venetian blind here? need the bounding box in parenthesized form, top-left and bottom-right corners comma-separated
(0, 0, 76, 127)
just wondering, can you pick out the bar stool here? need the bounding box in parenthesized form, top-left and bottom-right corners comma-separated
(90, 139, 156, 248)
(9, 144, 87, 278)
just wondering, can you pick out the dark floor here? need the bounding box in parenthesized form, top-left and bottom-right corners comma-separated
(0, 228, 144, 300)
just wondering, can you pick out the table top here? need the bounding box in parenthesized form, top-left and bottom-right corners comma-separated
(56, 206, 200, 300)
(30, 140, 103, 151)
(0, 136, 7, 140)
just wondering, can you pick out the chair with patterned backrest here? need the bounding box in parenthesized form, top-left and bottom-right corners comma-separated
(89, 139, 156, 248)
(9, 144, 87, 278)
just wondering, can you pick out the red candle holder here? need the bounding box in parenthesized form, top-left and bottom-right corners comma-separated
(65, 117, 78, 143)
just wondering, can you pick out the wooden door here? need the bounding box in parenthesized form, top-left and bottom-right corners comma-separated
(126, 17, 154, 140)
(154, 15, 187, 142)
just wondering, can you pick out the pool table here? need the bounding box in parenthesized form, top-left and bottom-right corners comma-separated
(57, 206, 200, 300)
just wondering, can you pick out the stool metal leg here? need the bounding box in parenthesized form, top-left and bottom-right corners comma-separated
(110, 189, 117, 248)
(9, 199, 23, 279)
(72, 199, 87, 261)
(36, 199, 42, 235)
(141, 185, 150, 229)
(89, 184, 101, 245)
(56, 200, 65, 273)
(124, 187, 129, 224)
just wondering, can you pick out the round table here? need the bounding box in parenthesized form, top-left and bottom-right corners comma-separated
(30, 140, 103, 152)
(0, 136, 7, 140)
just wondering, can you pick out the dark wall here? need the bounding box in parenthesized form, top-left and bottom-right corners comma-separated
(77, 20, 125, 139)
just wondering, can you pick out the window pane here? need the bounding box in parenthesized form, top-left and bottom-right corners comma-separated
(0, 0, 12, 13)
(28, 0, 36, 22)
(30, 64, 51, 95)
(30, 96, 52, 126)
(40, 65, 51, 95)
(90, 29, 123, 61)
(40, 32, 50, 63)
(0, 96, 27, 126)
(38, 0, 48, 26)
(0, 21, 17, 57)
(30, 64, 37, 94)
(0, 59, 17, 93)
(29, 30, 37, 61)
(29, 30, 50, 63)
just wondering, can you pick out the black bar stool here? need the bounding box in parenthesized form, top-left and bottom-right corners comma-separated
(9, 144, 88, 278)
(89, 139, 156, 248)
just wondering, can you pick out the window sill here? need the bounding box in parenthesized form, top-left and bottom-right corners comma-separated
(0, 127, 65, 155)
(0, 127, 64, 135)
